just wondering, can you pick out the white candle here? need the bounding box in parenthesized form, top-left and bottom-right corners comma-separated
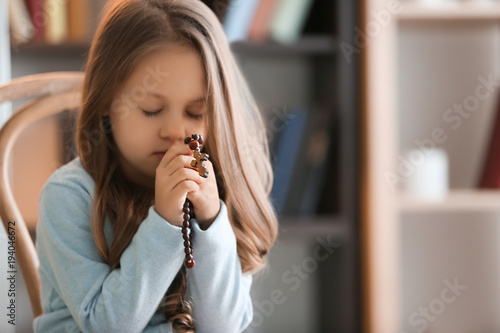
(403, 147, 449, 201)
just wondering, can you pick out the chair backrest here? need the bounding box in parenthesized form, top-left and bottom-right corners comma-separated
(0, 72, 84, 318)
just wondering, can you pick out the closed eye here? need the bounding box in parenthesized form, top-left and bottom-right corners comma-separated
(141, 108, 162, 117)
(141, 108, 204, 120)
(188, 112, 204, 120)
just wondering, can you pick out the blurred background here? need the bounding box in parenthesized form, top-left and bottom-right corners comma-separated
(3, 0, 500, 332)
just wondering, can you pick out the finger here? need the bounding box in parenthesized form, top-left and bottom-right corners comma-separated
(170, 166, 204, 186)
(158, 141, 193, 169)
(172, 179, 200, 198)
(163, 155, 200, 178)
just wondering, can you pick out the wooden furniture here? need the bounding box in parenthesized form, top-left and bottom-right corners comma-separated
(362, 1, 500, 332)
(0, 72, 83, 318)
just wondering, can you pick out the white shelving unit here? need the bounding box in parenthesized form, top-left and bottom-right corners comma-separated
(363, 1, 500, 332)
(399, 2, 500, 21)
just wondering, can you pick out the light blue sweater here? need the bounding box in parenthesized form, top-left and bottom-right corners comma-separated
(33, 157, 253, 333)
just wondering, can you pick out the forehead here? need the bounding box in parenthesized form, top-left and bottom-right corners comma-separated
(119, 44, 207, 100)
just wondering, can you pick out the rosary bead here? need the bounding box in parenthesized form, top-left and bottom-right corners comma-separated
(198, 136, 204, 145)
(183, 206, 190, 214)
(185, 259, 195, 269)
(185, 253, 194, 261)
(183, 221, 190, 228)
(184, 240, 191, 247)
(181, 227, 189, 234)
(189, 140, 200, 150)
(183, 213, 190, 221)
(183, 234, 189, 241)
(183, 202, 190, 208)
(184, 247, 192, 254)
(184, 137, 191, 144)
(192, 134, 199, 140)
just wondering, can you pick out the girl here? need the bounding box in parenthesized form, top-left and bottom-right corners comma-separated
(34, 0, 278, 332)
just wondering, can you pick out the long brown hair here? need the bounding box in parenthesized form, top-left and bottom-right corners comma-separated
(76, 0, 278, 331)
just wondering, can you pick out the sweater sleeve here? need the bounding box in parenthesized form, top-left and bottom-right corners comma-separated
(185, 199, 254, 333)
(36, 180, 186, 333)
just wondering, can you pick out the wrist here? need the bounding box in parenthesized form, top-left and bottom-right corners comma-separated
(197, 200, 221, 230)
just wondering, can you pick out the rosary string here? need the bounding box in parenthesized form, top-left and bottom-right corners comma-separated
(182, 134, 209, 269)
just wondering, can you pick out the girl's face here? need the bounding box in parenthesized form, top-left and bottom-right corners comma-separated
(105, 44, 208, 188)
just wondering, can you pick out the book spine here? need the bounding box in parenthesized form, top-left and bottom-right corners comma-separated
(25, 0, 44, 42)
(43, 0, 67, 44)
(479, 91, 500, 188)
(270, 0, 315, 44)
(223, 0, 261, 42)
(248, 0, 280, 41)
(269, 106, 309, 217)
(67, 0, 89, 43)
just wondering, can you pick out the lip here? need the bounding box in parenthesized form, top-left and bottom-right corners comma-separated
(154, 151, 166, 158)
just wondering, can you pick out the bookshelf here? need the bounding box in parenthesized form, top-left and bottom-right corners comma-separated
(363, 0, 500, 332)
(8, 0, 361, 332)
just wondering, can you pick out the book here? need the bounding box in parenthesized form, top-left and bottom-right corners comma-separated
(269, 106, 310, 218)
(67, 0, 89, 43)
(316, 109, 341, 215)
(282, 103, 334, 216)
(478, 90, 500, 188)
(300, 107, 339, 215)
(270, 0, 315, 44)
(8, 0, 34, 45)
(43, 0, 67, 44)
(248, 0, 281, 41)
(223, 0, 261, 42)
(25, 0, 44, 42)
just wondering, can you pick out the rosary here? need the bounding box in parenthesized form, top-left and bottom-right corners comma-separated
(182, 134, 209, 269)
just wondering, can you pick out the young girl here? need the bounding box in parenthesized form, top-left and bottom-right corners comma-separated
(33, 0, 278, 332)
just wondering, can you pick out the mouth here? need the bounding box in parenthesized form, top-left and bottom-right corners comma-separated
(154, 151, 167, 158)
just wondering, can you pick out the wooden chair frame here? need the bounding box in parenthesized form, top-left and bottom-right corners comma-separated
(0, 72, 84, 318)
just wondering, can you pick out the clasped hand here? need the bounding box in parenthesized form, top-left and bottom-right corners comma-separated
(154, 141, 220, 230)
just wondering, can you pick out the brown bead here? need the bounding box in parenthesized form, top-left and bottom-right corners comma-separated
(184, 240, 191, 247)
(183, 202, 190, 208)
(184, 247, 192, 254)
(192, 134, 199, 140)
(184, 137, 191, 144)
(182, 234, 189, 241)
(183, 221, 190, 228)
(185, 253, 193, 261)
(183, 213, 190, 221)
(185, 259, 195, 269)
(183, 206, 190, 214)
(181, 227, 189, 234)
(189, 140, 199, 150)
(198, 136, 204, 145)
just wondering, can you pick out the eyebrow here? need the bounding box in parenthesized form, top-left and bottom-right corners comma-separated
(149, 92, 206, 103)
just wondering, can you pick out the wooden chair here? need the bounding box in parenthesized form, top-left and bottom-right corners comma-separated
(0, 72, 84, 318)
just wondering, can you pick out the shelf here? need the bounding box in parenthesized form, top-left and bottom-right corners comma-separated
(12, 35, 338, 57)
(398, 2, 500, 21)
(277, 215, 347, 239)
(230, 35, 337, 56)
(11, 41, 90, 56)
(399, 189, 500, 212)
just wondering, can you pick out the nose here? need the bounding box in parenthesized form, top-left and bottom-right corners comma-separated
(159, 115, 186, 143)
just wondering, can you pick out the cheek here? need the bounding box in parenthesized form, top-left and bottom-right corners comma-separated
(114, 117, 154, 150)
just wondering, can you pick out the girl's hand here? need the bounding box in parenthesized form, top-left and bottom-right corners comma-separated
(154, 141, 204, 227)
(186, 158, 220, 230)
